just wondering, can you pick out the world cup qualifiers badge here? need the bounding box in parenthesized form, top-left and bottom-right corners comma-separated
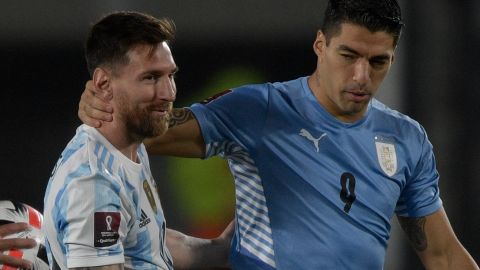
(94, 212, 120, 247)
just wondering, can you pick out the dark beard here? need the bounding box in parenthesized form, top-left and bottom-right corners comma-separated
(122, 105, 169, 140)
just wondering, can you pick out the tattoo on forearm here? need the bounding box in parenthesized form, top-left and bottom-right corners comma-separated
(398, 216, 427, 252)
(169, 108, 194, 128)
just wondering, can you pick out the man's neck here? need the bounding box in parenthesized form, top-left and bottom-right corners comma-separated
(96, 121, 142, 163)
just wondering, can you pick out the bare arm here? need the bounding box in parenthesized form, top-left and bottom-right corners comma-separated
(144, 108, 205, 158)
(0, 223, 37, 269)
(166, 221, 234, 269)
(398, 207, 479, 270)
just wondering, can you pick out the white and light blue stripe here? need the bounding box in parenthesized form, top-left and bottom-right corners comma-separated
(207, 141, 276, 268)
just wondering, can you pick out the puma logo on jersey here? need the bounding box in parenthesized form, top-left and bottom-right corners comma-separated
(139, 209, 151, 228)
(299, 129, 327, 152)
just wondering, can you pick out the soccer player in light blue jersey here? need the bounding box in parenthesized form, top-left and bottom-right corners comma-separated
(43, 12, 232, 270)
(79, 1, 479, 269)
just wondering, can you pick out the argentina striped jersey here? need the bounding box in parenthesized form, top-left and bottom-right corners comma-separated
(43, 125, 173, 270)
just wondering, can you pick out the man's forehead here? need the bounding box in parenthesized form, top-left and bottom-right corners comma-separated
(125, 42, 176, 69)
(331, 23, 395, 55)
(127, 42, 171, 59)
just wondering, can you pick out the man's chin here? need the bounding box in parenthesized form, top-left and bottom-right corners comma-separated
(149, 124, 169, 138)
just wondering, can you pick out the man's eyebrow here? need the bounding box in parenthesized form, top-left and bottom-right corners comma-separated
(370, 55, 391, 62)
(337, 45, 391, 60)
(140, 66, 179, 76)
(337, 45, 360, 55)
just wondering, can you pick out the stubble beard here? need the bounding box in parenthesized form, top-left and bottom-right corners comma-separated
(341, 97, 367, 115)
(340, 86, 372, 116)
(120, 102, 171, 140)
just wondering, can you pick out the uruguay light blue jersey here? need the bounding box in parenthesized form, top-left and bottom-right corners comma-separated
(43, 125, 173, 270)
(190, 76, 442, 270)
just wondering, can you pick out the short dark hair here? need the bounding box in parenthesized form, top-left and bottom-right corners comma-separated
(85, 11, 176, 76)
(321, 0, 404, 46)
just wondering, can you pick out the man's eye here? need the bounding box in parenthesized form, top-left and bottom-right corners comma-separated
(341, 54, 355, 60)
(370, 60, 387, 68)
(144, 75, 157, 81)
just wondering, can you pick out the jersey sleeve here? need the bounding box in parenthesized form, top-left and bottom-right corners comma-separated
(189, 84, 269, 159)
(57, 169, 129, 268)
(395, 127, 442, 217)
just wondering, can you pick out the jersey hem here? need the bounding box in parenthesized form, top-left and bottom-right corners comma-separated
(67, 254, 124, 268)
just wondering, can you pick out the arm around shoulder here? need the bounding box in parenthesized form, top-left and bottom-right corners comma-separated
(145, 108, 205, 158)
(398, 207, 479, 270)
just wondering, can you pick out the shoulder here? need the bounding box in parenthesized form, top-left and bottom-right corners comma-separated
(54, 125, 117, 181)
(214, 77, 305, 102)
(234, 77, 304, 97)
(370, 99, 427, 138)
(188, 77, 306, 133)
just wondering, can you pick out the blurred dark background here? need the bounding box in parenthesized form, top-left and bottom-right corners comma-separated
(0, 1, 478, 269)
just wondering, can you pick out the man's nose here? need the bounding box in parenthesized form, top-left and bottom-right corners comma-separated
(352, 59, 370, 86)
(158, 77, 176, 101)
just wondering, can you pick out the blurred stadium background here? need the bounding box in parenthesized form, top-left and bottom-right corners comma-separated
(0, 1, 478, 269)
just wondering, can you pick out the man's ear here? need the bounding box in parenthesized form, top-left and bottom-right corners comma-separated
(313, 30, 327, 58)
(92, 67, 112, 99)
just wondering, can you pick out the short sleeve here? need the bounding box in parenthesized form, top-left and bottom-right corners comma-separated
(395, 128, 442, 217)
(57, 169, 129, 268)
(190, 84, 269, 159)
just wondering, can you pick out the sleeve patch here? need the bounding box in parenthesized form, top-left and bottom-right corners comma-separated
(94, 212, 121, 247)
(200, 89, 233, 104)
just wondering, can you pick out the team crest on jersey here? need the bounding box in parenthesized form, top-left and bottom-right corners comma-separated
(375, 136, 397, 177)
(143, 180, 158, 214)
(200, 89, 232, 104)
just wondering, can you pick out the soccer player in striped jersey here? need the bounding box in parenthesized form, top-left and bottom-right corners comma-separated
(79, 1, 479, 269)
(44, 12, 231, 270)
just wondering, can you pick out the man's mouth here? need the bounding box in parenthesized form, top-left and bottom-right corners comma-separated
(150, 105, 171, 117)
(345, 91, 370, 102)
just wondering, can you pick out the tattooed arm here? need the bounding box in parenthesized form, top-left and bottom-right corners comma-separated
(144, 108, 205, 157)
(398, 207, 479, 270)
